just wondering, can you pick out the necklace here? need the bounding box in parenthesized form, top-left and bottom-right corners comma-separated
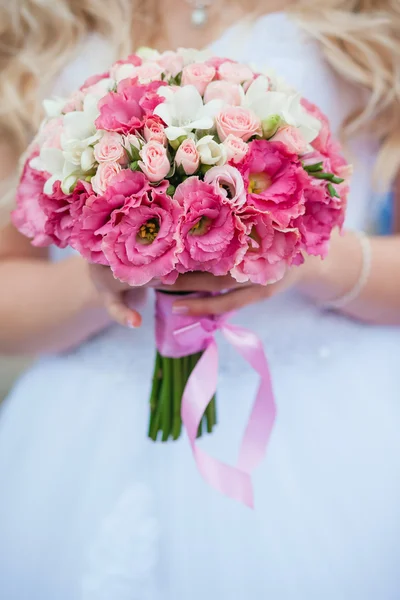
(186, 0, 214, 28)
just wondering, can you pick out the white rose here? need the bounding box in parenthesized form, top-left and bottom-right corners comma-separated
(136, 47, 161, 60)
(196, 135, 227, 166)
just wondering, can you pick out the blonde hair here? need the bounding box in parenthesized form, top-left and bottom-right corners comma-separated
(0, 0, 399, 197)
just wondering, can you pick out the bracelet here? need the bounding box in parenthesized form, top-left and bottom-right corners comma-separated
(322, 231, 372, 310)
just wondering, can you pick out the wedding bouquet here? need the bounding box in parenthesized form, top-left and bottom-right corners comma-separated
(13, 47, 350, 503)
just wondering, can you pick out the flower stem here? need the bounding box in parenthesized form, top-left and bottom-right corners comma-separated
(161, 356, 173, 442)
(172, 357, 183, 440)
(148, 351, 162, 441)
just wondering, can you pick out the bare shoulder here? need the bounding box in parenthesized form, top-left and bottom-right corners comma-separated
(0, 142, 48, 260)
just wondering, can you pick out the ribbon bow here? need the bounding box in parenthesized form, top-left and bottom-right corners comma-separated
(155, 292, 277, 508)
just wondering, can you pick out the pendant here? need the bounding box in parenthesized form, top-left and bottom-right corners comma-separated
(191, 5, 208, 27)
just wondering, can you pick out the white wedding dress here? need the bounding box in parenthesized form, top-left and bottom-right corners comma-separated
(1, 12, 399, 600)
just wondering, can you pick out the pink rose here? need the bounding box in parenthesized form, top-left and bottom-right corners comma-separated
(206, 57, 236, 71)
(218, 61, 254, 84)
(204, 164, 246, 209)
(204, 81, 243, 105)
(91, 162, 122, 195)
(174, 178, 246, 274)
(109, 55, 142, 80)
(223, 134, 249, 164)
(158, 51, 184, 77)
(12, 152, 52, 247)
(134, 62, 164, 83)
(272, 126, 308, 155)
(232, 209, 300, 285)
(95, 78, 166, 134)
(72, 171, 152, 264)
(139, 141, 171, 183)
(143, 115, 167, 146)
(101, 188, 182, 285)
(181, 63, 216, 95)
(94, 132, 127, 164)
(236, 140, 309, 228)
(175, 139, 200, 175)
(63, 90, 84, 113)
(216, 106, 262, 142)
(41, 180, 90, 247)
(80, 71, 110, 91)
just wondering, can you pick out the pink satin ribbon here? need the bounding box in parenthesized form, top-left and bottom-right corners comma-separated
(155, 292, 277, 508)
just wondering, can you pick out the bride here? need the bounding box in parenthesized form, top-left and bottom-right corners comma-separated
(0, 1, 399, 598)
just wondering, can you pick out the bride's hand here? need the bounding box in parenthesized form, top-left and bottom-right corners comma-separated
(89, 263, 145, 328)
(162, 269, 304, 316)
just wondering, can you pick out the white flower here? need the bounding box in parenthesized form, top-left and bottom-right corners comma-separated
(43, 97, 67, 118)
(136, 46, 161, 60)
(30, 148, 77, 195)
(113, 63, 137, 84)
(154, 85, 223, 141)
(196, 135, 227, 166)
(177, 47, 212, 66)
(62, 94, 100, 142)
(243, 78, 321, 143)
(31, 94, 101, 195)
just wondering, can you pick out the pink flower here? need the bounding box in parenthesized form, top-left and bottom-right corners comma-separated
(39, 118, 63, 150)
(294, 163, 347, 257)
(158, 51, 184, 77)
(236, 140, 308, 228)
(134, 62, 164, 83)
(101, 188, 182, 285)
(95, 78, 165, 134)
(223, 134, 249, 164)
(301, 98, 339, 161)
(218, 61, 254, 84)
(94, 132, 127, 164)
(232, 209, 300, 285)
(181, 63, 216, 95)
(72, 171, 151, 264)
(175, 139, 200, 175)
(206, 57, 236, 71)
(139, 141, 171, 183)
(216, 106, 262, 142)
(204, 164, 246, 209)
(80, 72, 110, 91)
(109, 55, 142, 80)
(143, 115, 167, 146)
(296, 183, 345, 258)
(174, 178, 246, 274)
(12, 152, 52, 247)
(63, 90, 84, 113)
(91, 162, 122, 195)
(272, 126, 308, 155)
(204, 81, 243, 106)
(41, 180, 90, 247)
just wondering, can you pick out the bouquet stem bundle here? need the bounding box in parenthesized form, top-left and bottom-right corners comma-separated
(148, 350, 217, 441)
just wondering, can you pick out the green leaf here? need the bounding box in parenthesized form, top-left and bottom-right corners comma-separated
(327, 183, 340, 198)
(167, 184, 176, 196)
(330, 175, 345, 184)
(303, 162, 324, 173)
(130, 160, 140, 171)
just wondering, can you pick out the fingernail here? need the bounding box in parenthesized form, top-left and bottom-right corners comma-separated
(172, 305, 189, 314)
(126, 319, 138, 329)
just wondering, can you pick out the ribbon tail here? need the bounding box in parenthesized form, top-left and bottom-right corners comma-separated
(181, 341, 218, 441)
(223, 325, 277, 473)
(181, 339, 255, 508)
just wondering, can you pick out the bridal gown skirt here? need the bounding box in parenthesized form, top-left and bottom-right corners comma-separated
(0, 291, 399, 600)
